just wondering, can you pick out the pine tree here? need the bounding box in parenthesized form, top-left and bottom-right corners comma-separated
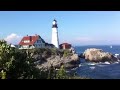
(56, 65, 67, 79)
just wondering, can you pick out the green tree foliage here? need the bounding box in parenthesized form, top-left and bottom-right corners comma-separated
(47, 65, 56, 79)
(56, 65, 67, 79)
(0, 40, 87, 79)
(0, 70, 6, 79)
(0, 40, 15, 79)
(0, 40, 40, 79)
(63, 49, 71, 57)
(7, 49, 41, 79)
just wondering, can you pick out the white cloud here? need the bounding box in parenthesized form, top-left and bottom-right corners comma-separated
(4, 33, 22, 44)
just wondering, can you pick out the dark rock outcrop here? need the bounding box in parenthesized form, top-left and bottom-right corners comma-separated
(79, 53, 85, 58)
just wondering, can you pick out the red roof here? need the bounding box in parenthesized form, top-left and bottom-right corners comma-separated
(59, 43, 72, 49)
(19, 35, 40, 45)
(60, 43, 71, 45)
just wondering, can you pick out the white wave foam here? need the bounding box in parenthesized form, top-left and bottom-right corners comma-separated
(104, 62, 110, 64)
(114, 62, 119, 64)
(117, 60, 120, 62)
(88, 63, 96, 66)
(79, 64, 82, 67)
(90, 66, 95, 69)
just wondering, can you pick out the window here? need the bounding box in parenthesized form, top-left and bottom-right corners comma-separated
(37, 40, 41, 43)
(35, 45, 38, 47)
(23, 45, 28, 48)
(24, 40, 30, 43)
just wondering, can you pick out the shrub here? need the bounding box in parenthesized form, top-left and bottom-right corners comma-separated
(56, 65, 67, 79)
(51, 48, 58, 55)
(0, 40, 89, 79)
(63, 49, 71, 57)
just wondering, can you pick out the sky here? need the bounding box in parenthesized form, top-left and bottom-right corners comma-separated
(0, 11, 120, 46)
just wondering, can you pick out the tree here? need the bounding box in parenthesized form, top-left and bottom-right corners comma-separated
(0, 40, 84, 79)
(0, 40, 15, 79)
(56, 65, 67, 79)
(7, 49, 41, 79)
(0, 40, 40, 79)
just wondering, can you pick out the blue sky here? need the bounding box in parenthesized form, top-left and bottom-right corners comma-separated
(0, 11, 120, 46)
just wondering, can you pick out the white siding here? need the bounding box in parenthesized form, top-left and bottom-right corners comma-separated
(19, 45, 35, 49)
(34, 37, 45, 48)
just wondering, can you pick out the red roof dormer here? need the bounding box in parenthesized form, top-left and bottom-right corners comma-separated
(19, 35, 41, 45)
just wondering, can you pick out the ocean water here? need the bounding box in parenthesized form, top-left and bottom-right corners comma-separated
(74, 45, 120, 79)
(74, 45, 120, 55)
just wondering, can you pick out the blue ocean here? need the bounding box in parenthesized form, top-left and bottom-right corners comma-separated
(74, 45, 120, 79)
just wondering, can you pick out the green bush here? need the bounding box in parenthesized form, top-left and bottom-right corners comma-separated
(0, 40, 41, 79)
(56, 65, 67, 79)
(0, 40, 89, 79)
(50, 48, 57, 55)
(63, 50, 71, 57)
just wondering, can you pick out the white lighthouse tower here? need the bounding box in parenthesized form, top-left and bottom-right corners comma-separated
(51, 19, 59, 48)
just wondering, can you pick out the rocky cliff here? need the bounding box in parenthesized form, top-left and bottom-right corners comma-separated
(36, 54, 80, 70)
(30, 48, 80, 70)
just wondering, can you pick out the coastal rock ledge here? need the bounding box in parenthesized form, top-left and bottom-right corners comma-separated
(37, 54, 80, 70)
(83, 48, 117, 62)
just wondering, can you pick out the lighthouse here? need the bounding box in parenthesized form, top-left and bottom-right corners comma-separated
(51, 19, 59, 48)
